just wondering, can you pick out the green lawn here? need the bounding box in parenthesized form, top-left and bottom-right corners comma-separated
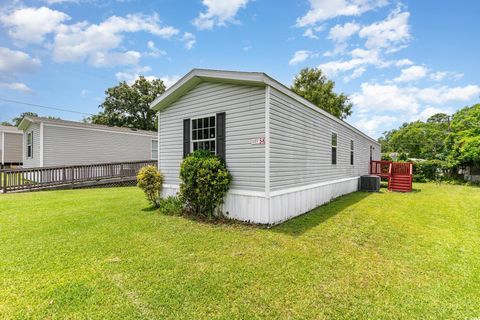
(0, 184, 479, 319)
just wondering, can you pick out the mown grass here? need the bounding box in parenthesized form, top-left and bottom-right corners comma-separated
(0, 184, 479, 319)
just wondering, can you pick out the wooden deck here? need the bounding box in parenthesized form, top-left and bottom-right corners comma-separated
(370, 160, 413, 192)
(1, 160, 156, 193)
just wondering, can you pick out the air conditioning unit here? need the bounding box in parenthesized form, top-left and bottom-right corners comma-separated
(360, 175, 380, 192)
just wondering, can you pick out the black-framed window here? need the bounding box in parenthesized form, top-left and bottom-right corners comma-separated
(331, 133, 337, 165)
(191, 116, 216, 153)
(350, 140, 355, 166)
(370, 145, 373, 161)
(26, 131, 33, 158)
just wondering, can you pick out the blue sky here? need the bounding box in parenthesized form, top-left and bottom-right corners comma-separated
(1, 0, 479, 138)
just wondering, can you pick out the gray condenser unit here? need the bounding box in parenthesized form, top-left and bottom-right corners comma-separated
(360, 175, 380, 192)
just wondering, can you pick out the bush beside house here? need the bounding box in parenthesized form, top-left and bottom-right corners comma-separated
(179, 150, 232, 219)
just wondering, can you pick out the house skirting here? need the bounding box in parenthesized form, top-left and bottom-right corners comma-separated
(162, 176, 360, 225)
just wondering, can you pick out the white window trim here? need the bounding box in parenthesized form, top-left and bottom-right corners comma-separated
(151, 139, 158, 160)
(26, 131, 33, 159)
(331, 131, 338, 165)
(190, 114, 217, 153)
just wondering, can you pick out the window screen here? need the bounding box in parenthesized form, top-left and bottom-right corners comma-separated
(192, 116, 216, 153)
(331, 133, 337, 165)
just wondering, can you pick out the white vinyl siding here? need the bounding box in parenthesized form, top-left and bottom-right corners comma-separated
(159, 81, 266, 191)
(41, 125, 156, 167)
(269, 87, 380, 191)
(3, 132, 23, 163)
(23, 123, 40, 168)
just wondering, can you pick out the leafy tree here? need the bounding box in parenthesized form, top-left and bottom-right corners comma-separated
(1, 121, 13, 126)
(89, 76, 165, 131)
(12, 112, 38, 126)
(379, 113, 450, 159)
(446, 104, 480, 167)
(427, 113, 450, 124)
(291, 67, 353, 119)
(10, 112, 60, 127)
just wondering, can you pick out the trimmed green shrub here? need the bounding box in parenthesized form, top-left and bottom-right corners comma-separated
(412, 160, 446, 182)
(159, 196, 183, 216)
(179, 150, 232, 219)
(137, 165, 164, 207)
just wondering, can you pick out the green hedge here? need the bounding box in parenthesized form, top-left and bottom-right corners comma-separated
(179, 150, 232, 219)
(412, 160, 446, 182)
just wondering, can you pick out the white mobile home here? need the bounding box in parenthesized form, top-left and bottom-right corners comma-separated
(18, 117, 158, 168)
(151, 69, 381, 224)
(0, 125, 23, 168)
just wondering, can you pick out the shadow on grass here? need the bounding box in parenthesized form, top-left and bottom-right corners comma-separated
(270, 191, 374, 237)
(141, 206, 158, 212)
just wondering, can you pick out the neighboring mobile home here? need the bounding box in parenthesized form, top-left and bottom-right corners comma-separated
(0, 125, 23, 168)
(151, 69, 381, 224)
(18, 116, 158, 168)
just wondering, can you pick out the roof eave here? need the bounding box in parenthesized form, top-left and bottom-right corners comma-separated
(17, 116, 35, 131)
(150, 68, 379, 145)
(150, 69, 267, 111)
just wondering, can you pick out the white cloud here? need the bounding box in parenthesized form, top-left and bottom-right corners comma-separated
(115, 66, 179, 89)
(0, 6, 70, 44)
(328, 22, 360, 42)
(352, 82, 420, 113)
(429, 71, 463, 82)
(147, 40, 167, 57)
(395, 58, 413, 67)
(302, 25, 324, 39)
(181, 32, 196, 50)
(415, 107, 452, 122)
(344, 66, 366, 82)
(352, 82, 480, 114)
(289, 50, 315, 65)
(394, 65, 428, 82)
(0, 47, 40, 94)
(318, 48, 384, 77)
(414, 85, 480, 105)
(1, 7, 185, 68)
(354, 115, 396, 136)
(326, 22, 360, 54)
(160, 75, 181, 88)
(115, 65, 152, 83)
(359, 8, 411, 50)
(43, 0, 78, 4)
(0, 82, 33, 94)
(296, 0, 388, 27)
(193, 0, 250, 30)
(0, 47, 41, 74)
(52, 13, 178, 66)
